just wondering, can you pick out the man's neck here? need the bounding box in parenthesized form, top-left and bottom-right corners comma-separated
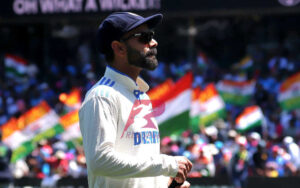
(109, 63, 141, 81)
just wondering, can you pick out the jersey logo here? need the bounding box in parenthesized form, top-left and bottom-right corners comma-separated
(120, 100, 165, 138)
(98, 77, 115, 87)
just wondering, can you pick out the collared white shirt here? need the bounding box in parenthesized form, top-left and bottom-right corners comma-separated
(79, 66, 178, 188)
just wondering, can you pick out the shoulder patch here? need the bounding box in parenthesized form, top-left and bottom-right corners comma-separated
(99, 77, 107, 85)
(109, 81, 115, 87)
(98, 77, 115, 87)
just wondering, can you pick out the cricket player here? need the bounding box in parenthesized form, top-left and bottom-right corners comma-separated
(79, 12, 192, 188)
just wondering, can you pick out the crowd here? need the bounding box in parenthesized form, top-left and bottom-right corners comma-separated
(0, 15, 300, 187)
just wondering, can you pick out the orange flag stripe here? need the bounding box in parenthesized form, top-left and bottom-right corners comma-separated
(280, 72, 300, 92)
(1, 101, 52, 141)
(199, 83, 218, 102)
(60, 110, 79, 129)
(64, 88, 81, 106)
(5, 53, 28, 65)
(192, 87, 201, 101)
(1, 118, 19, 140)
(148, 79, 174, 100)
(16, 101, 51, 130)
(235, 105, 259, 123)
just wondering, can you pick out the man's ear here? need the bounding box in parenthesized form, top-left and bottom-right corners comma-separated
(111, 41, 126, 56)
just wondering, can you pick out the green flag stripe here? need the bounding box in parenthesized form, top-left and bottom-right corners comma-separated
(11, 141, 35, 163)
(159, 111, 190, 138)
(279, 96, 300, 111)
(219, 91, 251, 106)
(5, 67, 26, 77)
(11, 124, 64, 163)
(189, 116, 200, 133)
(199, 108, 226, 127)
(237, 120, 262, 133)
(32, 124, 64, 143)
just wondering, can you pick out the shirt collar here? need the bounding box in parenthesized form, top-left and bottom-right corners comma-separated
(104, 65, 149, 93)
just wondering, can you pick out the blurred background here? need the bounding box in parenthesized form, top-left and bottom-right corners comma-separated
(0, 0, 300, 187)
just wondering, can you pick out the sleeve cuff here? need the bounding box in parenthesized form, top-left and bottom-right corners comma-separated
(161, 154, 178, 177)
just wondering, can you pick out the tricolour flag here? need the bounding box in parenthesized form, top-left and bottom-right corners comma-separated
(147, 79, 174, 100)
(151, 72, 193, 137)
(278, 72, 300, 111)
(235, 106, 264, 133)
(189, 87, 201, 132)
(4, 54, 28, 79)
(59, 88, 82, 110)
(2, 101, 63, 162)
(216, 80, 255, 106)
(232, 56, 253, 70)
(60, 110, 81, 141)
(1, 118, 21, 144)
(198, 84, 226, 127)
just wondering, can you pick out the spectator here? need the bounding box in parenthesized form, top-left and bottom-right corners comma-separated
(283, 136, 300, 174)
(230, 136, 249, 188)
(252, 141, 268, 176)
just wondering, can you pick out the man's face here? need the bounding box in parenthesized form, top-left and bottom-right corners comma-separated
(122, 25, 158, 71)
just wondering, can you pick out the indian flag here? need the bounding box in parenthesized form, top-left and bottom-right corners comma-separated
(60, 110, 82, 144)
(216, 80, 255, 106)
(278, 72, 300, 111)
(198, 84, 226, 127)
(235, 105, 264, 133)
(232, 56, 253, 70)
(1, 118, 21, 148)
(4, 54, 28, 79)
(2, 101, 63, 162)
(59, 88, 82, 110)
(189, 87, 201, 132)
(151, 72, 193, 137)
(147, 79, 174, 100)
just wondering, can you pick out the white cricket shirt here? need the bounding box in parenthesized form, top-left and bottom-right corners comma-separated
(79, 66, 178, 188)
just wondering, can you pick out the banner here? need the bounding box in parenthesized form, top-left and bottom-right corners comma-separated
(1, 0, 160, 17)
(1, 0, 299, 19)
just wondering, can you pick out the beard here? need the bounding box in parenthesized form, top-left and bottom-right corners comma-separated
(126, 44, 158, 71)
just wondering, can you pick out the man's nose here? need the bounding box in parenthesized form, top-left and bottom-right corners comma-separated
(149, 39, 158, 48)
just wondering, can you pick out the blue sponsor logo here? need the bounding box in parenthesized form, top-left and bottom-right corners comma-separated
(134, 131, 160, 145)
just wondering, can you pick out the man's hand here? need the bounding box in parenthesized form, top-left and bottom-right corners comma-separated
(168, 178, 191, 188)
(176, 181, 190, 188)
(174, 156, 193, 183)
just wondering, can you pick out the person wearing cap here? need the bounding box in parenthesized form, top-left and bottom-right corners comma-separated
(79, 12, 192, 188)
(230, 136, 249, 188)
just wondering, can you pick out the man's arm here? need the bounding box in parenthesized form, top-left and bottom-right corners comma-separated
(79, 96, 179, 178)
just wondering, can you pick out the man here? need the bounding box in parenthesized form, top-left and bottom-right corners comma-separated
(79, 12, 192, 188)
(230, 136, 249, 188)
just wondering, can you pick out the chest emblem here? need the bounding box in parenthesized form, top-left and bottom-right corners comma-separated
(120, 100, 164, 138)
